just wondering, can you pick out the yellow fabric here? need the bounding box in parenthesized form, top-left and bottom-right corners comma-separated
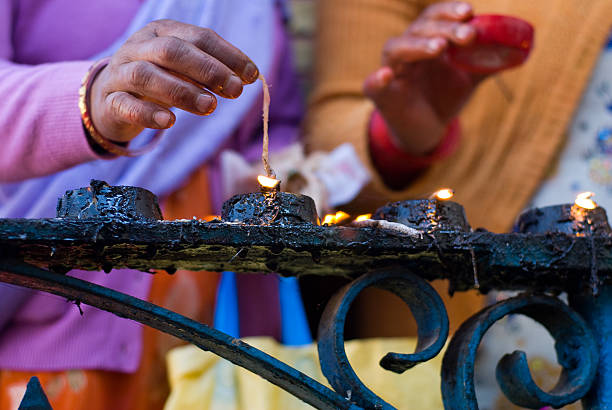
(164, 337, 443, 409)
(306, 0, 612, 234)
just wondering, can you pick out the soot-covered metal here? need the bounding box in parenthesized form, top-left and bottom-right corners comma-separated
(2, 181, 611, 409)
(0, 180, 611, 294)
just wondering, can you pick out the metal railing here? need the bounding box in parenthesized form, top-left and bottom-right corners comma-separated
(2, 181, 610, 409)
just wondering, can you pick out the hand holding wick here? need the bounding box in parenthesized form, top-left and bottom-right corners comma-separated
(89, 19, 260, 144)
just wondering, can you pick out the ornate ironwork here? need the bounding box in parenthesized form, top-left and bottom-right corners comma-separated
(569, 287, 612, 409)
(0, 260, 358, 410)
(317, 270, 449, 409)
(441, 294, 598, 409)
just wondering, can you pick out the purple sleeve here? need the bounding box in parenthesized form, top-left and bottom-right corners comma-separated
(0, 1, 103, 183)
(0, 0, 101, 325)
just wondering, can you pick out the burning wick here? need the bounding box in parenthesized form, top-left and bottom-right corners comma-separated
(430, 188, 454, 201)
(257, 175, 281, 191)
(575, 192, 597, 210)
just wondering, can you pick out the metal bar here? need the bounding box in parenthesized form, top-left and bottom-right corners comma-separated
(0, 260, 359, 410)
(0, 218, 611, 293)
(570, 284, 612, 409)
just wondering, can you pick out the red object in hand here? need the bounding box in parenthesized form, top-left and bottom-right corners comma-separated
(448, 15, 534, 74)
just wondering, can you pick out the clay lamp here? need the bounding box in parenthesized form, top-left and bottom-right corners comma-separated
(369, 188, 470, 233)
(221, 176, 318, 226)
(515, 192, 612, 237)
(56, 179, 162, 221)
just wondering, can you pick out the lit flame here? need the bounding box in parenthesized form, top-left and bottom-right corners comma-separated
(575, 192, 597, 210)
(257, 175, 280, 189)
(322, 214, 335, 225)
(432, 188, 454, 200)
(335, 211, 350, 223)
(355, 214, 372, 222)
(322, 211, 351, 225)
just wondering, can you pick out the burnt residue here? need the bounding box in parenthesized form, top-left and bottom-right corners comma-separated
(515, 204, 612, 294)
(2, 183, 611, 296)
(372, 199, 470, 233)
(515, 204, 612, 236)
(56, 180, 162, 221)
(222, 192, 318, 225)
(1, 217, 611, 295)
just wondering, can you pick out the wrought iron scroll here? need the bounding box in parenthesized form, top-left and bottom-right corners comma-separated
(317, 270, 450, 409)
(0, 260, 360, 410)
(441, 294, 598, 409)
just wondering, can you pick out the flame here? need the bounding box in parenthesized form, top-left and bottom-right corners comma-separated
(203, 215, 221, 222)
(432, 188, 454, 200)
(334, 211, 350, 223)
(322, 214, 335, 225)
(575, 192, 597, 210)
(355, 214, 372, 222)
(322, 211, 351, 225)
(257, 175, 280, 189)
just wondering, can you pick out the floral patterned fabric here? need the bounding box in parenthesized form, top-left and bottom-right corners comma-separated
(530, 32, 612, 210)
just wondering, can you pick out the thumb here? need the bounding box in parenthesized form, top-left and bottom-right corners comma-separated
(363, 66, 394, 102)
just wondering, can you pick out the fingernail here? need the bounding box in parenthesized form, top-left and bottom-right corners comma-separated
(242, 62, 259, 83)
(154, 111, 172, 128)
(222, 74, 243, 97)
(455, 25, 473, 40)
(427, 39, 444, 52)
(455, 3, 471, 15)
(197, 94, 215, 113)
(376, 68, 392, 88)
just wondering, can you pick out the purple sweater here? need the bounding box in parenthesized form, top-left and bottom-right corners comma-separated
(0, 0, 301, 371)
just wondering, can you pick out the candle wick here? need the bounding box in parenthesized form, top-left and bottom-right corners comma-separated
(259, 74, 274, 178)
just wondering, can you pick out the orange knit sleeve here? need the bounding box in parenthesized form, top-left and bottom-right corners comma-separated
(304, 0, 428, 212)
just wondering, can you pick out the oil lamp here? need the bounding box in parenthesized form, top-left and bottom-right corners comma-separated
(222, 176, 318, 225)
(372, 188, 469, 233)
(56, 179, 162, 221)
(515, 192, 612, 236)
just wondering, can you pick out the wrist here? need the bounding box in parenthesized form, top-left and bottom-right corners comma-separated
(79, 58, 162, 157)
(368, 110, 460, 189)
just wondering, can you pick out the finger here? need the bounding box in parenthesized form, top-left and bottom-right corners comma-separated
(117, 61, 218, 115)
(127, 36, 244, 99)
(105, 91, 176, 130)
(363, 67, 394, 100)
(408, 21, 476, 46)
(383, 36, 447, 69)
(421, 1, 473, 21)
(144, 20, 259, 84)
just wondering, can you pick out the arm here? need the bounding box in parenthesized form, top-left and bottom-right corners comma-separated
(0, 0, 101, 182)
(0, 1, 85, 328)
(0, 59, 105, 182)
(305, 0, 426, 211)
(305, 0, 483, 211)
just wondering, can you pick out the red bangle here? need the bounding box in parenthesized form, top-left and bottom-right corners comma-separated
(78, 58, 164, 157)
(368, 110, 460, 187)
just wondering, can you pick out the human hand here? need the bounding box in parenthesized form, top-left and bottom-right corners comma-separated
(364, 1, 483, 156)
(90, 19, 259, 143)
